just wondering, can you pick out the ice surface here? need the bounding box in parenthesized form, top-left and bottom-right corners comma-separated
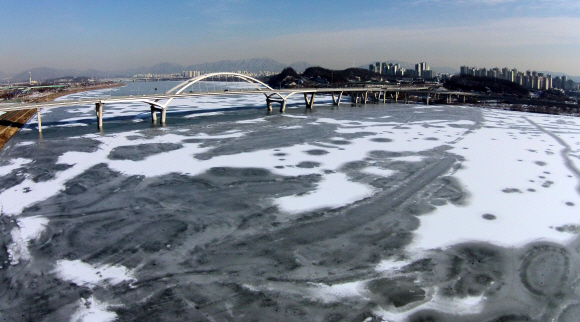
(5, 84, 580, 321)
(411, 109, 580, 249)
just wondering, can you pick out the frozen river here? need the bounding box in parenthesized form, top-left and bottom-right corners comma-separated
(1, 82, 580, 321)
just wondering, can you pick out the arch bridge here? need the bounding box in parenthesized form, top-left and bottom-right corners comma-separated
(0, 72, 475, 132)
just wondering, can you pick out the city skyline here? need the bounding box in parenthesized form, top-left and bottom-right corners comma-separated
(2, 1, 580, 76)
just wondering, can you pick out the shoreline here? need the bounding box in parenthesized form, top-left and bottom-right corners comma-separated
(0, 82, 125, 150)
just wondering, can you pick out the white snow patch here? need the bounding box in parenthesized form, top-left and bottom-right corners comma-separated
(53, 259, 135, 289)
(411, 110, 580, 250)
(71, 296, 118, 322)
(362, 167, 396, 178)
(392, 156, 425, 162)
(274, 172, 376, 214)
(183, 111, 224, 118)
(236, 118, 267, 124)
(6, 216, 48, 265)
(0, 158, 32, 176)
(309, 281, 366, 303)
(17, 216, 49, 241)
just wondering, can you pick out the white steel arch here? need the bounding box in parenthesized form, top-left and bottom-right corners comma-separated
(166, 72, 274, 95)
(156, 72, 277, 110)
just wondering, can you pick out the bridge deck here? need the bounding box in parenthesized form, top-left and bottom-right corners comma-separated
(0, 87, 473, 113)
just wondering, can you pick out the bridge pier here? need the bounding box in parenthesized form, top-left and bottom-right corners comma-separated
(150, 106, 157, 123)
(426, 95, 430, 105)
(95, 102, 103, 129)
(37, 108, 42, 133)
(405, 93, 408, 104)
(304, 93, 316, 109)
(395, 92, 399, 103)
(331, 92, 343, 105)
(266, 98, 286, 112)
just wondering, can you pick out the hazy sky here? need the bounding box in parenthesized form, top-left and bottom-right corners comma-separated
(2, 0, 580, 75)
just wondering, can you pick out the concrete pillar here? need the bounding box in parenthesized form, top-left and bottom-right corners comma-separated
(280, 99, 286, 113)
(266, 99, 273, 112)
(332, 92, 343, 105)
(95, 102, 103, 129)
(150, 106, 157, 123)
(304, 93, 315, 109)
(364, 91, 368, 104)
(463, 95, 466, 103)
(160, 108, 166, 124)
(405, 93, 408, 104)
(426, 95, 430, 105)
(395, 92, 399, 103)
(37, 108, 42, 133)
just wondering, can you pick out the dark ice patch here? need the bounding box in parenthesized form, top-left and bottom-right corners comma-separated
(482, 214, 496, 220)
(296, 161, 321, 169)
(534, 161, 547, 166)
(366, 277, 426, 308)
(555, 225, 580, 234)
(520, 244, 570, 296)
(424, 137, 439, 141)
(370, 138, 393, 143)
(108, 143, 184, 161)
(340, 161, 369, 171)
(448, 124, 472, 129)
(502, 188, 522, 193)
(368, 150, 402, 159)
(304, 149, 329, 156)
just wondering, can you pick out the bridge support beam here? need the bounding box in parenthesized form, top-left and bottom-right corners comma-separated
(395, 92, 399, 103)
(405, 93, 408, 104)
(363, 91, 368, 104)
(95, 102, 103, 129)
(160, 108, 166, 124)
(267, 98, 286, 112)
(37, 108, 42, 133)
(463, 95, 466, 103)
(150, 106, 157, 123)
(304, 93, 316, 109)
(331, 92, 343, 105)
(426, 95, 430, 105)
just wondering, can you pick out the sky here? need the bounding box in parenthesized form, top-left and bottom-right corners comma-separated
(1, 0, 580, 75)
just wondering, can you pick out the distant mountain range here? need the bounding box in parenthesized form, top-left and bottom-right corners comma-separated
(6, 58, 314, 83)
(4, 58, 579, 83)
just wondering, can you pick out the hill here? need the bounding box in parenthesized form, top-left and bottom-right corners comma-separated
(444, 75, 529, 96)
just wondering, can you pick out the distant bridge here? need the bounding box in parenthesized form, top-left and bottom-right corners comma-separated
(0, 72, 475, 132)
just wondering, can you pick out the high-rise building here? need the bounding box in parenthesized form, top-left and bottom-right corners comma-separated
(423, 70, 435, 80)
(562, 76, 568, 90)
(375, 62, 382, 75)
(415, 62, 428, 78)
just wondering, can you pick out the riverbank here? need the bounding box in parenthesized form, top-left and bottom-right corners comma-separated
(0, 82, 125, 150)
